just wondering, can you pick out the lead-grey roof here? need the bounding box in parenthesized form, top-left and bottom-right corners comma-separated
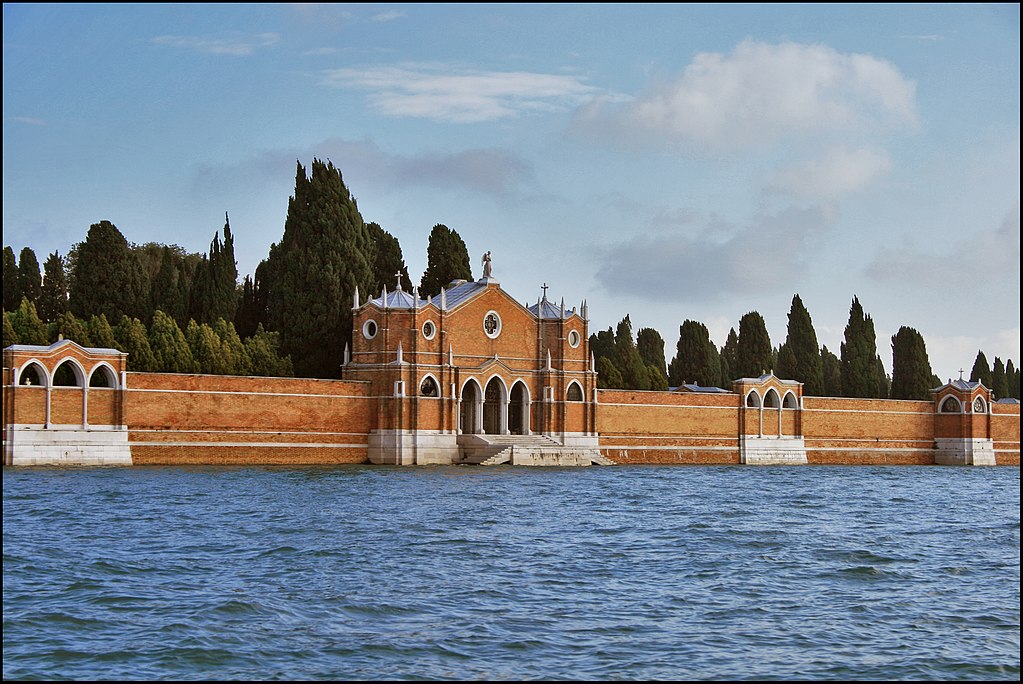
(674, 383, 730, 394)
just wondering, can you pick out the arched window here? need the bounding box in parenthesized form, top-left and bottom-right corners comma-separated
(972, 396, 986, 414)
(19, 362, 47, 386)
(782, 392, 798, 409)
(940, 396, 961, 413)
(420, 376, 439, 397)
(53, 361, 84, 387)
(745, 391, 761, 408)
(89, 365, 117, 388)
(567, 382, 583, 402)
(764, 389, 780, 408)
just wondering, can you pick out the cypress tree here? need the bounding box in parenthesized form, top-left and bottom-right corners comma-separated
(3, 246, 20, 311)
(10, 297, 48, 345)
(17, 247, 42, 306)
(821, 345, 842, 397)
(777, 295, 824, 394)
(186, 320, 227, 375)
(776, 343, 797, 381)
(235, 275, 258, 340)
(735, 311, 772, 379)
(151, 246, 184, 325)
(87, 314, 117, 349)
(190, 214, 238, 325)
(69, 221, 149, 322)
(890, 326, 934, 400)
(614, 315, 650, 390)
(589, 328, 616, 365)
(3, 313, 19, 347)
(720, 327, 739, 387)
(114, 315, 158, 372)
(266, 160, 376, 378)
(244, 324, 293, 377)
(969, 350, 992, 388)
(51, 312, 92, 346)
(637, 327, 668, 387)
(213, 318, 249, 376)
(596, 356, 624, 389)
(668, 320, 720, 387)
(840, 297, 882, 398)
(38, 252, 69, 322)
(992, 357, 1008, 399)
(419, 224, 473, 297)
(1006, 359, 1019, 399)
(367, 222, 413, 293)
(149, 310, 197, 373)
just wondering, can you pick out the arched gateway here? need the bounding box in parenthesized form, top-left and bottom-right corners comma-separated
(346, 259, 602, 465)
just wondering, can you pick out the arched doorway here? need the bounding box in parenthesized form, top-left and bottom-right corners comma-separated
(460, 380, 482, 434)
(483, 377, 506, 435)
(509, 381, 529, 435)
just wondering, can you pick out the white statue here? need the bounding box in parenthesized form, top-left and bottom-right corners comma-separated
(482, 251, 493, 279)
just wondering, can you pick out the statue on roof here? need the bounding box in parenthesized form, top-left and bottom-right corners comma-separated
(482, 251, 493, 279)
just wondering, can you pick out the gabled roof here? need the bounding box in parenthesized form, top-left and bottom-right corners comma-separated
(4, 338, 125, 357)
(932, 378, 987, 393)
(734, 373, 801, 387)
(673, 383, 731, 394)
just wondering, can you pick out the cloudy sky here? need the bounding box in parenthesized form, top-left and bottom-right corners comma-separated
(3, 4, 1019, 380)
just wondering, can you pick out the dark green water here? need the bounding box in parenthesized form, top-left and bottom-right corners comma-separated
(3, 465, 1020, 680)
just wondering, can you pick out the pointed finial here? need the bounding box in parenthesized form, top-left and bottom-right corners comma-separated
(448, 345, 454, 366)
(343, 343, 350, 366)
(546, 349, 552, 370)
(353, 286, 360, 310)
(396, 341, 403, 364)
(427, 294, 433, 307)
(440, 286, 447, 311)
(590, 351, 596, 371)
(382, 283, 388, 308)
(560, 297, 565, 318)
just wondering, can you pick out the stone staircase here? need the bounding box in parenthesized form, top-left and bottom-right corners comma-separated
(456, 434, 612, 467)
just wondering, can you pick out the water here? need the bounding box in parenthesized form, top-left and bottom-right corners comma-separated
(3, 465, 1019, 680)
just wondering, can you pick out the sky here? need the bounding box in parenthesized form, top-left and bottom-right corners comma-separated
(3, 4, 1019, 382)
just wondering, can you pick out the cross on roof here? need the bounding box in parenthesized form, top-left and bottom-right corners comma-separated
(541, 282, 549, 300)
(395, 270, 403, 290)
(958, 368, 965, 381)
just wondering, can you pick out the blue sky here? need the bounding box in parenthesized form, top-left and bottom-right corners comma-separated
(3, 4, 1019, 380)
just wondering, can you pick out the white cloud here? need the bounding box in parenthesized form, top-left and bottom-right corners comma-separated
(151, 32, 280, 56)
(575, 40, 917, 151)
(320, 63, 603, 123)
(595, 203, 838, 302)
(371, 10, 406, 22)
(766, 146, 892, 199)
(10, 116, 45, 126)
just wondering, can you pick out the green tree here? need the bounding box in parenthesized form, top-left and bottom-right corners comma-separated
(1006, 359, 1019, 399)
(213, 318, 250, 376)
(3, 246, 20, 311)
(3, 313, 19, 347)
(150, 246, 189, 325)
(821, 345, 842, 397)
(265, 160, 377, 378)
(114, 315, 158, 372)
(735, 311, 772, 379)
(969, 350, 992, 388)
(149, 310, 197, 373)
(840, 297, 883, 398)
(596, 356, 624, 389)
(613, 315, 651, 390)
(589, 328, 616, 366)
(419, 224, 473, 297)
(890, 326, 934, 400)
(9, 297, 48, 345)
(189, 214, 239, 325)
(367, 222, 413, 294)
(186, 320, 227, 374)
(38, 252, 69, 322)
(87, 314, 117, 349)
(777, 295, 824, 394)
(244, 325, 293, 377)
(668, 320, 720, 387)
(637, 327, 669, 388)
(17, 247, 42, 306)
(51, 312, 91, 346)
(992, 357, 1008, 399)
(69, 221, 149, 322)
(719, 327, 739, 388)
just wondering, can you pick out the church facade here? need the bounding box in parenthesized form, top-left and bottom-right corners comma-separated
(3, 265, 1019, 468)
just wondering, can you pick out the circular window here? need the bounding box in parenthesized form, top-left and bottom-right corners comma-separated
(973, 397, 986, 414)
(483, 311, 502, 339)
(362, 319, 378, 340)
(568, 330, 580, 348)
(422, 320, 436, 340)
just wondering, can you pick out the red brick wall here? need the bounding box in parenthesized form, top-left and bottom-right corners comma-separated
(802, 397, 935, 464)
(992, 403, 1021, 465)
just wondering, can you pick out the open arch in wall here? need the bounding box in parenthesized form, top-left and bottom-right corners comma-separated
(52, 359, 86, 387)
(18, 361, 48, 386)
(88, 363, 118, 389)
(745, 390, 761, 408)
(460, 379, 482, 434)
(763, 389, 780, 408)
(483, 376, 507, 435)
(782, 391, 798, 409)
(509, 381, 530, 435)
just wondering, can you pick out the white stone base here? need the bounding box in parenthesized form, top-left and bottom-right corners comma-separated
(740, 436, 808, 465)
(4, 425, 132, 466)
(368, 430, 459, 465)
(934, 438, 997, 466)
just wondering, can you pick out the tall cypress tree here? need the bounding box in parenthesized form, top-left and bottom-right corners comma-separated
(735, 311, 772, 379)
(9, 297, 48, 345)
(266, 159, 376, 378)
(821, 345, 842, 397)
(991, 357, 1008, 399)
(38, 251, 69, 322)
(969, 351, 992, 388)
(3, 246, 20, 311)
(613, 315, 650, 390)
(17, 247, 42, 306)
(1006, 359, 1019, 399)
(367, 222, 413, 293)
(190, 214, 238, 325)
(149, 310, 197, 373)
(114, 315, 157, 371)
(890, 326, 934, 400)
(69, 221, 149, 322)
(637, 327, 668, 386)
(51, 312, 92, 346)
(668, 320, 720, 387)
(719, 327, 739, 388)
(776, 295, 824, 394)
(419, 224, 473, 297)
(840, 297, 882, 398)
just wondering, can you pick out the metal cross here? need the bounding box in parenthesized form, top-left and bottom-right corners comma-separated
(395, 270, 403, 289)
(541, 282, 549, 300)
(958, 368, 965, 381)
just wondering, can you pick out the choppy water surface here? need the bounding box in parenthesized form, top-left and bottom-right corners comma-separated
(3, 465, 1019, 680)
